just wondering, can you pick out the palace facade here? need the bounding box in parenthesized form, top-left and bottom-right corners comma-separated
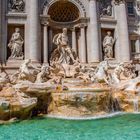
(0, 0, 140, 69)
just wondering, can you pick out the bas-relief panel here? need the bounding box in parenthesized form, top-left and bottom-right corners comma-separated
(8, 0, 25, 12)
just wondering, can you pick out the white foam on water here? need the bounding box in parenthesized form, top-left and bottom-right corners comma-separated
(46, 112, 125, 120)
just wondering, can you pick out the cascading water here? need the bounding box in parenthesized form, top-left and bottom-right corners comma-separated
(108, 90, 121, 113)
(133, 91, 140, 113)
(133, 97, 139, 112)
(124, 91, 139, 113)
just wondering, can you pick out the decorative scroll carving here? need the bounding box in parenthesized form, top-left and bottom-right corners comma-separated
(99, 0, 112, 17)
(8, 0, 25, 12)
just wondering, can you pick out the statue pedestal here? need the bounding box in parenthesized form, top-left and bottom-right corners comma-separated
(1, 59, 24, 75)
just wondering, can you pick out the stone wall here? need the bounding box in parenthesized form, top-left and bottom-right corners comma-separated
(0, 0, 139, 67)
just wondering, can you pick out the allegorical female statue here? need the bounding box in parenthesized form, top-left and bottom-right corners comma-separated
(103, 31, 115, 59)
(50, 28, 77, 64)
(8, 28, 24, 59)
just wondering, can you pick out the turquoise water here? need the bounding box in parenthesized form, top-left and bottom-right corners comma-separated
(0, 114, 140, 140)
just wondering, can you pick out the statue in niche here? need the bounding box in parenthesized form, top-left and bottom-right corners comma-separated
(8, 28, 24, 59)
(137, 1, 140, 11)
(50, 28, 78, 65)
(103, 31, 115, 59)
(99, 0, 112, 17)
(8, 0, 25, 12)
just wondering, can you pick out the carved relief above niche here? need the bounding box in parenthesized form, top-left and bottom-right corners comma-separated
(8, 0, 25, 12)
(99, 0, 113, 17)
(113, 0, 125, 5)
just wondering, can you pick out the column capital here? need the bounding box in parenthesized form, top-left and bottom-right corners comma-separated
(113, 0, 125, 5)
(71, 27, 75, 32)
(42, 21, 49, 26)
(79, 23, 86, 28)
(40, 15, 50, 26)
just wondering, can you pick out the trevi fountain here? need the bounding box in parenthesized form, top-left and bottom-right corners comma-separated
(0, 0, 140, 139)
(0, 27, 139, 139)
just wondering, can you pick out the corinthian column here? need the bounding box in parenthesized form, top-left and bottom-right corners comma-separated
(79, 25, 86, 63)
(0, 0, 6, 63)
(43, 24, 48, 64)
(72, 28, 77, 53)
(114, 0, 130, 62)
(88, 0, 100, 63)
(29, 0, 41, 62)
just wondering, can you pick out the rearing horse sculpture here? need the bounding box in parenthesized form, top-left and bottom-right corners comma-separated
(93, 61, 110, 84)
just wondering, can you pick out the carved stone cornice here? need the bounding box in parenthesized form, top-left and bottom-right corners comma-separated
(113, 0, 125, 5)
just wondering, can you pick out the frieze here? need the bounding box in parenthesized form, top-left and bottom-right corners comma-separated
(8, 0, 25, 12)
(99, 0, 112, 17)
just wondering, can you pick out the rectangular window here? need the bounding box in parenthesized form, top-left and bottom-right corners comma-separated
(127, 2, 134, 15)
(131, 40, 136, 53)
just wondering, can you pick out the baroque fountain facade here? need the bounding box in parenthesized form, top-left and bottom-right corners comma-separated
(0, 27, 139, 121)
(0, 0, 139, 121)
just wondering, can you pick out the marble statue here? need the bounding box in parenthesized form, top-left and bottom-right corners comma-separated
(51, 28, 77, 65)
(94, 61, 110, 84)
(110, 63, 125, 84)
(8, 0, 25, 12)
(119, 76, 140, 92)
(74, 65, 91, 82)
(17, 59, 32, 81)
(35, 65, 50, 83)
(8, 28, 24, 59)
(11, 59, 39, 83)
(49, 61, 66, 79)
(103, 31, 115, 59)
(123, 62, 136, 79)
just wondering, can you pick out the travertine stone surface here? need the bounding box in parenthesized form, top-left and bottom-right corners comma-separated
(115, 1, 130, 62)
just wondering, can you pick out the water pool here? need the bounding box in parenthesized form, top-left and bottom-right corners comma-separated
(0, 114, 140, 140)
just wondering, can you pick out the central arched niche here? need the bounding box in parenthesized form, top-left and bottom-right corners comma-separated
(48, 1, 80, 22)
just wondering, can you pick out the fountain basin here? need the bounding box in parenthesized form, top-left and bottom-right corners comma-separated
(48, 89, 112, 118)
